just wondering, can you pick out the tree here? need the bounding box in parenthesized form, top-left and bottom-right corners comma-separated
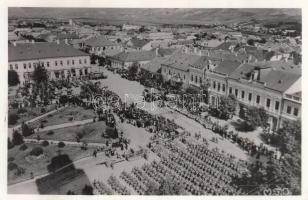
(128, 62, 139, 79)
(12, 130, 24, 146)
(30, 147, 44, 156)
(247, 39, 255, 46)
(32, 64, 48, 85)
(245, 106, 269, 130)
(8, 113, 19, 125)
(21, 122, 34, 137)
(58, 141, 65, 148)
(47, 154, 74, 173)
(216, 94, 237, 119)
(82, 184, 93, 195)
(8, 70, 20, 86)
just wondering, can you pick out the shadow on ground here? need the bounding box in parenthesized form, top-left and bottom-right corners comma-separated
(35, 154, 91, 195)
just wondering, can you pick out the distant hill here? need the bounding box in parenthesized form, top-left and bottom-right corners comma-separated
(8, 8, 301, 25)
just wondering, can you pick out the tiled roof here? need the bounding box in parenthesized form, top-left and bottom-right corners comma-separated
(111, 50, 157, 62)
(128, 38, 150, 48)
(84, 36, 118, 47)
(157, 48, 176, 57)
(161, 52, 206, 71)
(229, 61, 301, 92)
(213, 60, 242, 76)
(9, 42, 89, 62)
(140, 57, 167, 73)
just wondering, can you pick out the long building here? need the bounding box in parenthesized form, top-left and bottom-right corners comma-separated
(9, 42, 91, 85)
(160, 50, 301, 131)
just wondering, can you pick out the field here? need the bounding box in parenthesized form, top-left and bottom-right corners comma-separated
(29, 121, 110, 143)
(7, 143, 95, 185)
(8, 104, 57, 128)
(29, 106, 96, 128)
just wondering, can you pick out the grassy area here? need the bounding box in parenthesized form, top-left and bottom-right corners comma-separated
(7, 143, 95, 185)
(35, 167, 91, 194)
(29, 121, 110, 144)
(40, 106, 96, 127)
(8, 104, 57, 128)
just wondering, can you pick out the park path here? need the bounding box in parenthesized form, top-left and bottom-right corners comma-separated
(35, 118, 93, 132)
(8, 106, 66, 139)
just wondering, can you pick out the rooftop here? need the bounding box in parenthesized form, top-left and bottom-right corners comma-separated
(9, 42, 89, 62)
(84, 36, 118, 47)
(111, 50, 157, 62)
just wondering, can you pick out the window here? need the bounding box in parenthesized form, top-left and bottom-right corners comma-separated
(41, 62, 44, 67)
(47, 62, 50, 67)
(72, 60, 75, 65)
(183, 75, 185, 80)
(287, 106, 292, 114)
(60, 61, 63, 66)
(213, 81, 216, 89)
(222, 84, 225, 92)
(293, 108, 299, 116)
(67, 60, 70, 65)
(217, 83, 221, 92)
(195, 75, 197, 83)
(10, 64, 13, 70)
(55, 61, 58, 66)
(33, 63, 37, 68)
(23, 63, 26, 69)
(275, 101, 280, 111)
(248, 93, 252, 101)
(256, 95, 260, 104)
(79, 59, 82, 64)
(169, 70, 171, 75)
(241, 91, 245, 99)
(84, 58, 87, 64)
(229, 87, 232, 94)
(235, 89, 238, 97)
(266, 98, 271, 108)
(191, 75, 193, 82)
(15, 64, 18, 70)
(199, 77, 202, 84)
(28, 63, 31, 68)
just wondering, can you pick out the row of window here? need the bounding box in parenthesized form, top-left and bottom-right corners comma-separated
(229, 87, 281, 111)
(286, 105, 299, 117)
(10, 58, 88, 70)
(212, 81, 226, 93)
(191, 74, 202, 84)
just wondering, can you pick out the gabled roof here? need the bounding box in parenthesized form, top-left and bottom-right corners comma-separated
(213, 60, 242, 76)
(161, 51, 206, 71)
(84, 36, 118, 47)
(9, 42, 89, 62)
(229, 61, 301, 92)
(111, 50, 156, 62)
(140, 57, 167, 73)
(128, 38, 150, 48)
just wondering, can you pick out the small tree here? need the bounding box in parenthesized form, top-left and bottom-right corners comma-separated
(82, 184, 93, 195)
(12, 130, 24, 146)
(58, 141, 65, 148)
(30, 147, 44, 156)
(42, 140, 49, 147)
(21, 122, 34, 137)
(8, 114, 19, 125)
(8, 70, 20, 86)
(128, 62, 139, 78)
(245, 106, 269, 130)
